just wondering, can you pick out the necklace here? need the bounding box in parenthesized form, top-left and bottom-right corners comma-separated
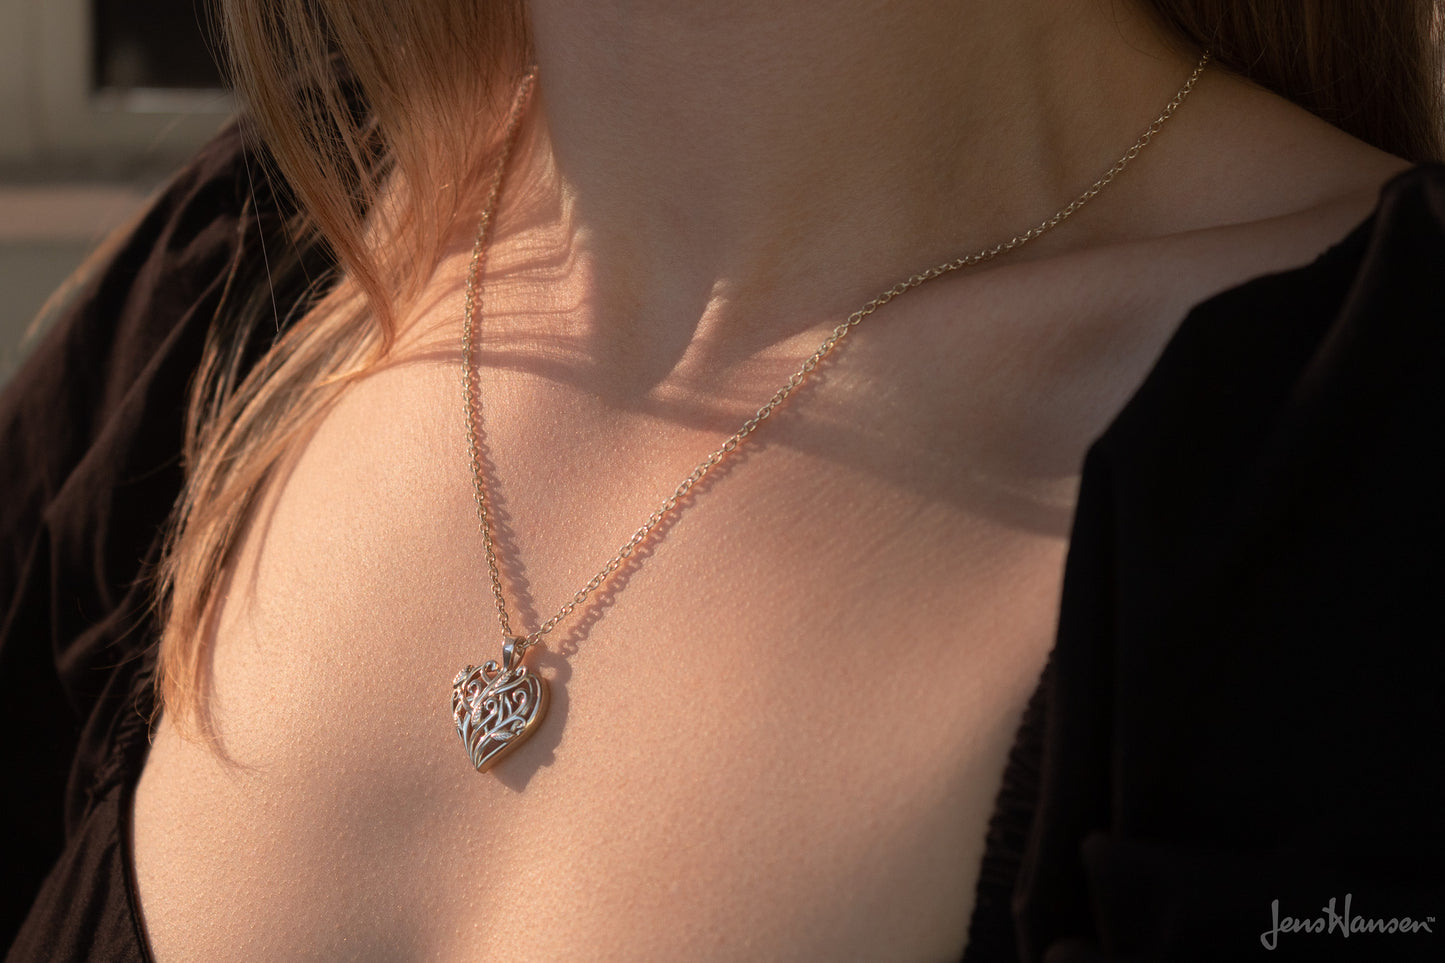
(451, 53, 1210, 772)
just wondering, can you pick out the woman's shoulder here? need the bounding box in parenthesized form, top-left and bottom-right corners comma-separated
(1100, 159, 1445, 454)
(1085, 157, 1445, 589)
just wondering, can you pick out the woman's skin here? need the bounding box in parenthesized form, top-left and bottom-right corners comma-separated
(133, 1, 1411, 960)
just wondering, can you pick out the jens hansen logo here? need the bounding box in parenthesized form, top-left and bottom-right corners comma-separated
(1260, 894, 1435, 950)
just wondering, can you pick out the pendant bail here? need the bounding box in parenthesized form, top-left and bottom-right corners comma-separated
(502, 635, 525, 671)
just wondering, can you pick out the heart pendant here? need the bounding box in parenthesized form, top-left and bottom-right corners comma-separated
(451, 637, 548, 772)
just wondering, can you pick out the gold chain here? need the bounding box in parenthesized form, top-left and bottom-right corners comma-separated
(463, 53, 1210, 654)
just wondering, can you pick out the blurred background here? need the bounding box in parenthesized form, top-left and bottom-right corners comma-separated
(0, 0, 232, 385)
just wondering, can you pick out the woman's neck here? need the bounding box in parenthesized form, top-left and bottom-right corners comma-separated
(497, 0, 1203, 364)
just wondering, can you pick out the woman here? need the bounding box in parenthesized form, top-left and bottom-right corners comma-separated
(3, 0, 1442, 960)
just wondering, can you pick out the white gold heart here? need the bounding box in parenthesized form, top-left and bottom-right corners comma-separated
(451, 640, 548, 771)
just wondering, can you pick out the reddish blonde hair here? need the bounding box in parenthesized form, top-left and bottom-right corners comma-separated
(155, 0, 527, 733)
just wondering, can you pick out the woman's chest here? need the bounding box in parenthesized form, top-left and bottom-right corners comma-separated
(131, 185, 1387, 961)
(131, 336, 1075, 961)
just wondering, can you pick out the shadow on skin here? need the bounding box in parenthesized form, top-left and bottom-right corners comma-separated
(390, 173, 1083, 551)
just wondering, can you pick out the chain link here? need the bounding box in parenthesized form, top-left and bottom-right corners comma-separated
(464, 53, 1210, 653)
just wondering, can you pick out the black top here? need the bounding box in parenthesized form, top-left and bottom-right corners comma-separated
(3, 121, 1443, 962)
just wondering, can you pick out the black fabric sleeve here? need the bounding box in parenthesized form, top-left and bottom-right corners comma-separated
(1012, 165, 1445, 962)
(0, 121, 310, 951)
